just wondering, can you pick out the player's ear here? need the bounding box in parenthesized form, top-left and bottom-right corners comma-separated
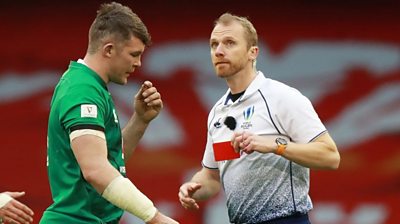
(102, 42, 115, 58)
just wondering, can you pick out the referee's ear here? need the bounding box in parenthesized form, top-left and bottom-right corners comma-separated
(249, 46, 258, 61)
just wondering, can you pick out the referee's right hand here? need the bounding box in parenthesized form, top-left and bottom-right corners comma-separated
(178, 183, 202, 210)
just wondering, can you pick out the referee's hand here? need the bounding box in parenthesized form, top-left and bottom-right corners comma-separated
(178, 183, 202, 210)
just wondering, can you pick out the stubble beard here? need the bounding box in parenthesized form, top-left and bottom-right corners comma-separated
(215, 64, 242, 79)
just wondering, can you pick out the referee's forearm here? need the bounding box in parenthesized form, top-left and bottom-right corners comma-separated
(191, 169, 221, 201)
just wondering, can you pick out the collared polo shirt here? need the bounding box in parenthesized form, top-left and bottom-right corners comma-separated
(202, 71, 326, 223)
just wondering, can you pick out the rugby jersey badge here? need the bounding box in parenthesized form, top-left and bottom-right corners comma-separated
(81, 104, 97, 118)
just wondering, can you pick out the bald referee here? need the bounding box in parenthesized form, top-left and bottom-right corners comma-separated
(178, 13, 340, 224)
(40, 2, 178, 224)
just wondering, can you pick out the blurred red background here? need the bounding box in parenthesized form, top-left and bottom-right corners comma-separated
(1, 0, 399, 223)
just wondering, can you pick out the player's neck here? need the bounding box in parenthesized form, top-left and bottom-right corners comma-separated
(83, 54, 110, 84)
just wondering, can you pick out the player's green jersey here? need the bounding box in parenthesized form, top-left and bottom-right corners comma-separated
(40, 61, 126, 224)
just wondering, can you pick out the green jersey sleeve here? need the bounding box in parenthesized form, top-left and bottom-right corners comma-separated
(59, 83, 107, 133)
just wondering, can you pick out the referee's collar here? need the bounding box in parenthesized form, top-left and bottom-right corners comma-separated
(223, 71, 266, 105)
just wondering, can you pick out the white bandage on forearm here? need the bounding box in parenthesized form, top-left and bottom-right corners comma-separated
(70, 129, 105, 142)
(0, 193, 12, 208)
(102, 176, 157, 222)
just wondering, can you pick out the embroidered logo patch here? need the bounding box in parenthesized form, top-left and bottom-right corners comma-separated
(243, 105, 255, 121)
(81, 104, 97, 118)
(213, 118, 222, 128)
(241, 105, 254, 129)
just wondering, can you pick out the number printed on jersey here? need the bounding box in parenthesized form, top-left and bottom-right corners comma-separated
(81, 104, 98, 118)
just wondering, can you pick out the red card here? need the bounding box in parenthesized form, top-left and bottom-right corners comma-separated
(213, 141, 240, 161)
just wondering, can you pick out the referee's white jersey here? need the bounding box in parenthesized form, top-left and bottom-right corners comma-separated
(202, 71, 327, 223)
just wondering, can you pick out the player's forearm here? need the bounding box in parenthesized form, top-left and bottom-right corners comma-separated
(102, 176, 157, 222)
(280, 139, 340, 170)
(122, 113, 149, 162)
(84, 158, 158, 222)
(82, 162, 158, 222)
(83, 162, 122, 193)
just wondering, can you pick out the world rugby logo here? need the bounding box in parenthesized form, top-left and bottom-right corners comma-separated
(241, 106, 255, 129)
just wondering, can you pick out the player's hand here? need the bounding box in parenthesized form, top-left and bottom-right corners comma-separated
(146, 211, 179, 224)
(178, 182, 201, 210)
(0, 192, 34, 224)
(134, 81, 163, 123)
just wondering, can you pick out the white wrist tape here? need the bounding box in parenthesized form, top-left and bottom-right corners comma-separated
(0, 193, 12, 208)
(102, 176, 157, 222)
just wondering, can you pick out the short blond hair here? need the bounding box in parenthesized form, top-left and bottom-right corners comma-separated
(214, 13, 258, 49)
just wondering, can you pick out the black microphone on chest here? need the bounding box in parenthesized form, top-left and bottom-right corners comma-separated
(224, 116, 237, 131)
